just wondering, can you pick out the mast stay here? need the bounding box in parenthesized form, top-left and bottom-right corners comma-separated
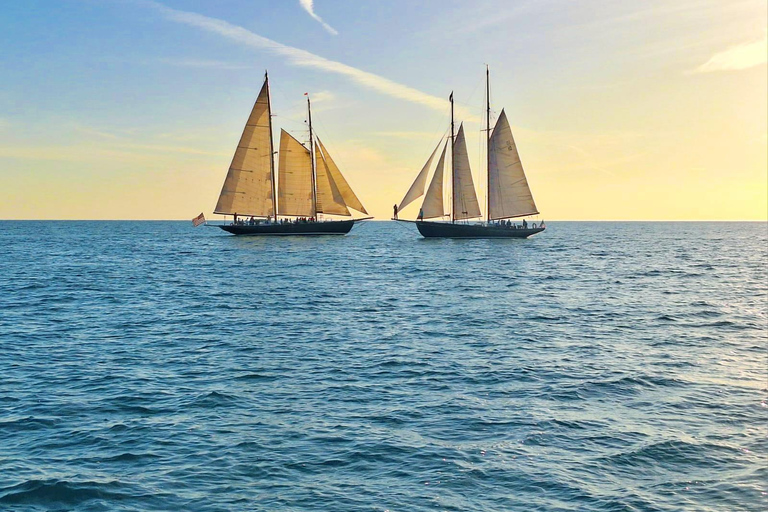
(266, 70, 277, 221)
(307, 95, 318, 218)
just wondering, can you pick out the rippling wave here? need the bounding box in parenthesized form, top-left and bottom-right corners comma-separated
(0, 221, 766, 511)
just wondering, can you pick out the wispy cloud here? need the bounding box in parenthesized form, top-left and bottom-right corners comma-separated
(140, 1, 454, 116)
(695, 34, 768, 73)
(298, 0, 338, 36)
(309, 90, 335, 104)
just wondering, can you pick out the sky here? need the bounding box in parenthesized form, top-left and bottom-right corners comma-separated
(0, 0, 766, 220)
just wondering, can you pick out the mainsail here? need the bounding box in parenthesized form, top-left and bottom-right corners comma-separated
(214, 80, 274, 217)
(421, 140, 448, 219)
(315, 143, 350, 216)
(488, 109, 538, 220)
(277, 129, 314, 217)
(452, 124, 481, 220)
(398, 139, 442, 212)
(316, 138, 367, 215)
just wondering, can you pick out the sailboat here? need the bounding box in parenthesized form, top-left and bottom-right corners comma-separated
(395, 67, 545, 238)
(212, 72, 369, 236)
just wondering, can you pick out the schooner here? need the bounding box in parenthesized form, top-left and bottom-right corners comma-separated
(212, 72, 369, 235)
(395, 67, 545, 238)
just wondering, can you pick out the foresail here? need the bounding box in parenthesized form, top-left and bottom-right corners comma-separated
(315, 144, 351, 216)
(421, 139, 448, 219)
(277, 129, 314, 217)
(398, 139, 441, 211)
(452, 124, 482, 220)
(488, 109, 538, 219)
(214, 81, 274, 217)
(315, 138, 368, 215)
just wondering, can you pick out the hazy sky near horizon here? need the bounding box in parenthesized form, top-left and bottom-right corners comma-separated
(1, 0, 766, 220)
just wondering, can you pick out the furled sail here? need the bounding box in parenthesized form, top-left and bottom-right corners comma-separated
(421, 140, 448, 219)
(488, 109, 538, 219)
(398, 139, 442, 212)
(452, 124, 481, 220)
(315, 138, 368, 215)
(214, 80, 274, 217)
(315, 143, 351, 216)
(277, 129, 314, 217)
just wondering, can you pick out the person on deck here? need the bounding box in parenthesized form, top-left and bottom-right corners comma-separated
(393, 204, 398, 220)
(523, 219, 528, 229)
(417, 208, 424, 220)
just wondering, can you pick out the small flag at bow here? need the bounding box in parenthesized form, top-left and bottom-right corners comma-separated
(192, 212, 206, 227)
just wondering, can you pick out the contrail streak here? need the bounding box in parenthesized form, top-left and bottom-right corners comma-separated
(142, 1, 455, 116)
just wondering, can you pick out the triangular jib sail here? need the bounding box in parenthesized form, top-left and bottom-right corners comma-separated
(214, 80, 274, 217)
(315, 143, 351, 216)
(452, 124, 481, 220)
(421, 140, 448, 219)
(488, 109, 538, 220)
(316, 138, 367, 215)
(398, 139, 442, 212)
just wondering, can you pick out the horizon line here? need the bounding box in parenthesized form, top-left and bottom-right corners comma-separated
(1, 219, 765, 223)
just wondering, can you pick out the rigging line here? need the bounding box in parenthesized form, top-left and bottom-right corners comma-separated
(458, 74, 485, 114)
(392, 219, 415, 233)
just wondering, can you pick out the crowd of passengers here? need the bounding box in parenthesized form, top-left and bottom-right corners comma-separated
(232, 216, 317, 226)
(493, 218, 543, 229)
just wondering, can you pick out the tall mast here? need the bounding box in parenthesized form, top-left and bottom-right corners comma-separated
(486, 65, 491, 224)
(450, 91, 455, 224)
(307, 94, 318, 219)
(266, 71, 277, 221)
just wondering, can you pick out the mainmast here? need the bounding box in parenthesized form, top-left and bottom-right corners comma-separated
(450, 91, 455, 224)
(486, 65, 491, 224)
(307, 95, 318, 219)
(266, 71, 277, 221)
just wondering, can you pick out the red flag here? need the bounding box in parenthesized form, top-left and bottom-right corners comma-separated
(192, 212, 206, 227)
(304, 92, 309, 96)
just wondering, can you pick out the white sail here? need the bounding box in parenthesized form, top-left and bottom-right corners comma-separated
(277, 129, 314, 217)
(315, 138, 368, 215)
(398, 139, 442, 212)
(214, 80, 274, 217)
(315, 143, 351, 216)
(421, 140, 448, 219)
(452, 124, 481, 220)
(488, 109, 538, 219)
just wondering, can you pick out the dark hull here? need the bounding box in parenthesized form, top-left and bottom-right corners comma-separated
(415, 221, 544, 238)
(219, 219, 355, 236)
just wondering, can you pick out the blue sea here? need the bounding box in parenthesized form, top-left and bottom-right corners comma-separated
(1, 221, 766, 511)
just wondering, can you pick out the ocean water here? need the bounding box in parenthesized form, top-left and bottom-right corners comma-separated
(0, 220, 766, 512)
